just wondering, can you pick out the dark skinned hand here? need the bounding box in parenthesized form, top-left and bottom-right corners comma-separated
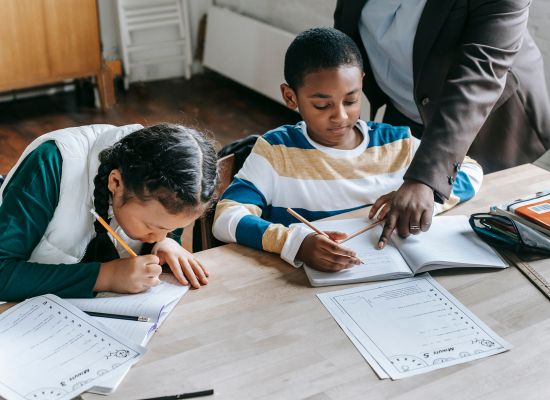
(369, 180, 434, 249)
(297, 231, 362, 272)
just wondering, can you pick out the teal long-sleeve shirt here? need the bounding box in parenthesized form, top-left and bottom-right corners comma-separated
(0, 141, 101, 301)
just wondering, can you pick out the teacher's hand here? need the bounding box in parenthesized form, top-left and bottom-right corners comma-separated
(375, 180, 434, 249)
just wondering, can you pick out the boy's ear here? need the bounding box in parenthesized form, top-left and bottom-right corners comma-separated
(280, 83, 298, 110)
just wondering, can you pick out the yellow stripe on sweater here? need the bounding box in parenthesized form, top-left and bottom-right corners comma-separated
(253, 136, 413, 180)
(214, 199, 262, 224)
(261, 223, 293, 254)
(441, 193, 461, 212)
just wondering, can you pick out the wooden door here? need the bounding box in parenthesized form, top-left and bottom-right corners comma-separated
(0, 0, 101, 92)
(43, 0, 101, 79)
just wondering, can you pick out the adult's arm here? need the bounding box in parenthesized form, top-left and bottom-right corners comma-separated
(406, 0, 529, 198)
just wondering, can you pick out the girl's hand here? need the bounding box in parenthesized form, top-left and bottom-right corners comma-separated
(296, 232, 362, 272)
(153, 238, 209, 289)
(96, 255, 162, 293)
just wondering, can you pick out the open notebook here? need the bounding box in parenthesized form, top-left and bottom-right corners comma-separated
(303, 215, 507, 287)
(65, 273, 189, 394)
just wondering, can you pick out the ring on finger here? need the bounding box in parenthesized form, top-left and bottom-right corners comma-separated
(409, 225, 421, 231)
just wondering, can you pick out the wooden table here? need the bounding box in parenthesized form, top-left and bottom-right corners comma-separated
(78, 164, 550, 399)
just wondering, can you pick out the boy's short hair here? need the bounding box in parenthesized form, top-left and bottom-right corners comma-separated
(284, 27, 363, 89)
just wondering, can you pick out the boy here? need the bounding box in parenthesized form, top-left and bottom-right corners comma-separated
(213, 27, 482, 272)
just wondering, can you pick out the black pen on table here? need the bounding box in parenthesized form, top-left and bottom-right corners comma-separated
(84, 311, 151, 322)
(139, 389, 214, 400)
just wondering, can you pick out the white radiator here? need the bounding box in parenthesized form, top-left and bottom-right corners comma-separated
(203, 5, 372, 117)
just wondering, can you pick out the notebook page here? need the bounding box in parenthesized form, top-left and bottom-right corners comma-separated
(95, 318, 156, 346)
(392, 215, 507, 274)
(68, 274, 188, 394)
(303, 219, 412, 286)
(66, 273, 189, 322)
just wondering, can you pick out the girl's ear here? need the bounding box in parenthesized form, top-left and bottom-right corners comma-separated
(107, 169, 124, 196)
(280, 83, 298, 110)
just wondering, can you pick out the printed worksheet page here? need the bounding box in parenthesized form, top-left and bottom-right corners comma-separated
(0, 295, 145, 400)
(318, 275, 511, 379)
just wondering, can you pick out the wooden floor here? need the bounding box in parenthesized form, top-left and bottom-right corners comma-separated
(0, 71, 300, 173)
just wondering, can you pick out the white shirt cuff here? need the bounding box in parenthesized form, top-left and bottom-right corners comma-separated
(280, 224, 313, 268)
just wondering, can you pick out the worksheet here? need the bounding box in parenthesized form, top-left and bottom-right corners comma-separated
(65, 274, 188, 394)
(0, 295, 145, 400)
(318, 275, 512, 379)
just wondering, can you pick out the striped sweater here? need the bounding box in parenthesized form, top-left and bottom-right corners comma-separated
(213, 120, 483, 266)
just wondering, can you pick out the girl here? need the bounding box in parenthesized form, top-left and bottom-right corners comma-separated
(0, 123, 217, 301)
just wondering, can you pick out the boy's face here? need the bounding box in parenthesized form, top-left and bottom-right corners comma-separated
(281, 66, 363, 149)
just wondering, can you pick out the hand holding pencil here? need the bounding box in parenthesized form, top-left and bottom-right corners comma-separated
(288, 208, 363, 272)
(91, 209, 163, 294)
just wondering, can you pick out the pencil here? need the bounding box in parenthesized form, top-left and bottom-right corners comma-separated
(287, 208, 331, 239)
(90, 208, 138, 257)
(338, 220, 384, 244)
(138, 389, 215, 400)
(84, 311, 151, 322)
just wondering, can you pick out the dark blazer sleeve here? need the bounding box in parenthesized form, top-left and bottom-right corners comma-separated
(405, 0, 530, 198)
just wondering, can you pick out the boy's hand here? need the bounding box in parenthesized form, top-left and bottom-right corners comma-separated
(297, 232, 362, 272)
(153, 238, 209, 289)
(377, 180, 434, 249)
(96, 255, 162, 293)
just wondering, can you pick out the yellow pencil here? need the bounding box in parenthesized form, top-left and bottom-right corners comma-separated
(90, 209, 138, 257)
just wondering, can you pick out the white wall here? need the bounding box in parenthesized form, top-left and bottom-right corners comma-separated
(97, 0, 550, 93)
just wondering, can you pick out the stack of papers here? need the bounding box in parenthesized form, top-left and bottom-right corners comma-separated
(0, 295, 146, 400)
(318, 275, 511, 379)
(65, 273, 189, 394)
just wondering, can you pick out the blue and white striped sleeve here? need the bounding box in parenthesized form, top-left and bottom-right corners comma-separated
(409, 137, 483, 213)
(213, 137, 306, 262)
(435, 155, 483, 214)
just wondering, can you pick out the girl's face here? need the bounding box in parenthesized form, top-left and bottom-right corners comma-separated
(108, 170, 203, 243)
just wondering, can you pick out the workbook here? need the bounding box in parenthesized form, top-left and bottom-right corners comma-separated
(65, 273, 189, 394)
(303, 215, 507, 287)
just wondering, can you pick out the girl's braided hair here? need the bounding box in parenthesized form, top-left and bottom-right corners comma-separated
(82, 123, 218, 262)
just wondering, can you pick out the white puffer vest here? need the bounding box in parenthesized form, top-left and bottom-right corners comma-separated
(0, 124, 144, 264)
